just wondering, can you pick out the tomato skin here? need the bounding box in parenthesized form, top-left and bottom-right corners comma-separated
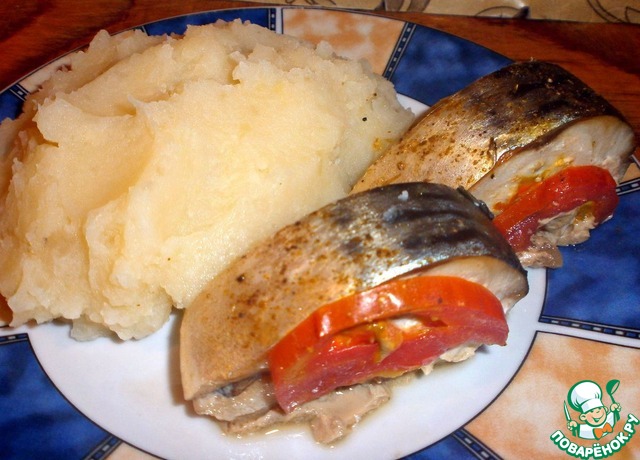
(492, 165, 619, 252)
(271, 329, 380, 410)
(313, 274, 505, 337)
(267, 276, 507, 412)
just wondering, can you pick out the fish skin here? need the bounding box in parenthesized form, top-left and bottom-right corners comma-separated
(180, 183, 527, 400)
(352, 60, 635, 193)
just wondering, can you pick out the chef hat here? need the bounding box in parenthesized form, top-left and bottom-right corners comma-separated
(569, 380, 604, 413)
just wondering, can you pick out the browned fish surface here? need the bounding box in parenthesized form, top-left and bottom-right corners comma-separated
(180, 183, 528, 401)
(353, 61, 636, 267)
(353, 60, 634, 193)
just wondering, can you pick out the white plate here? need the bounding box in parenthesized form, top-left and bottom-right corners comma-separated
(2, 7, 639, 460)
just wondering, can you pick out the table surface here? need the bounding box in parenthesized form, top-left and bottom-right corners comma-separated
(1, 0, 639, 140)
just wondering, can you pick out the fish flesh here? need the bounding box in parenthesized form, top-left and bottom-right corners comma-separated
(180, 183, 528, 441)
(181, 182, 527, 399)
(352, 61, 636, 267)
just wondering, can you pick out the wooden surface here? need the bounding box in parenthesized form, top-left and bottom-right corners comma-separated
(1, 0, 639, 138)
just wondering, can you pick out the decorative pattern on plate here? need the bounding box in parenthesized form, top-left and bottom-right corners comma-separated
(0, 6, 637, 460)
(465, 333, 640, 458)
(240, 0, 640, 24)
(543, 190, 640, 339)
(282, 8, 406, 75)
(0, 334, 115, 458)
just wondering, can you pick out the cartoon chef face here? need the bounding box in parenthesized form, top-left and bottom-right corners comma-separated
(568, 380, 608, 426)
(580, 406, 609, 426)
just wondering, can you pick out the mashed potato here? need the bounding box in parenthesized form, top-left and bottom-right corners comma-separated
(0, 20, 413, 340)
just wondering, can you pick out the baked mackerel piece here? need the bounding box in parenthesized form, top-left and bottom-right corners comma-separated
(352, 61, 637, 267)
(180, 183, 528, 443)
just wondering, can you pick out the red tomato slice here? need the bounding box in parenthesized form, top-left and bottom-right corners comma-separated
(268, 276, 507, 412)
(492, 165, 619, 252)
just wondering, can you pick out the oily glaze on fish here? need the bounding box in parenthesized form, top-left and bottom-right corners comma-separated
(181, 182, 528, 400)
(352, 61, 636, 267)
(180, 182, 528, 442)
(353, 61, 634, 193)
